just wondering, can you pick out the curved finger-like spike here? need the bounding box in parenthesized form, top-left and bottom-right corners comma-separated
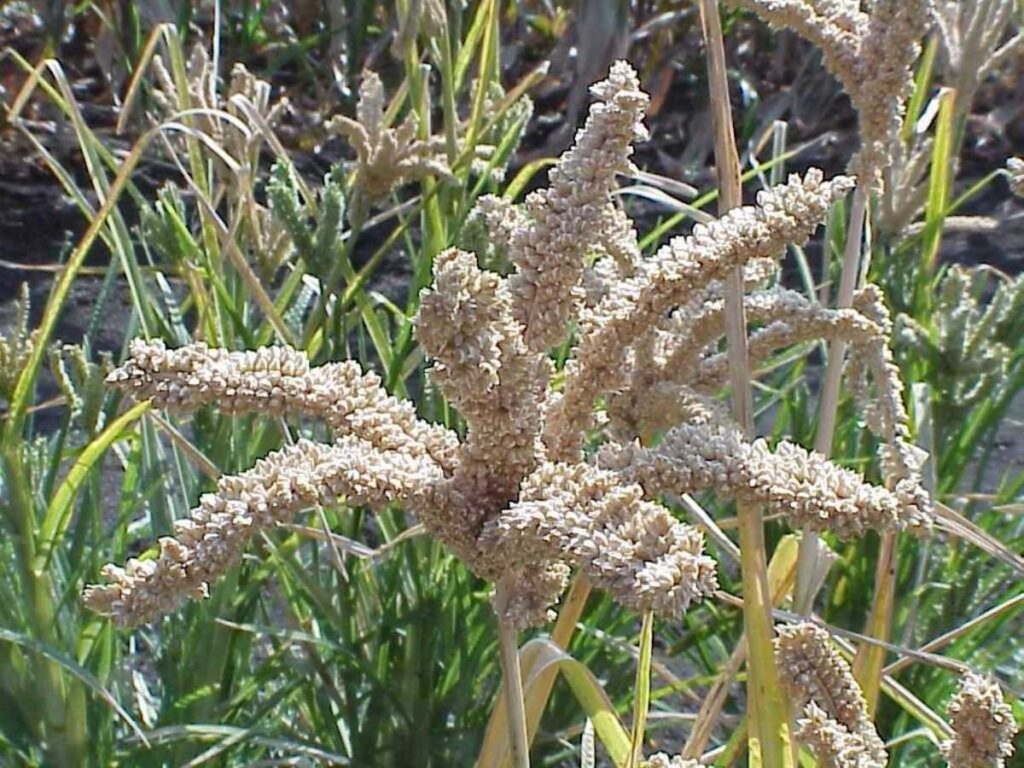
(598, 405, 932, 537)
(416, 249, 551, 511)
(83, 437, 443, 627)
(325, 70, 453, 202)
(727, 0, 931, 180)
(942, 672, 1018, 768)
(775, 622, 888, 768)
(496, 60, 649, 352)
(607, 284, 930, 516)
(546, 170, 853, 461)
(675, 288, 917, 463)
(108, 339, 459, 472)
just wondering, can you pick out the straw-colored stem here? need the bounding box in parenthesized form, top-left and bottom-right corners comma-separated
(853, 531, 897, 715)
(475, 578, 592, 768)
(627, 611, 655, 768)
(795, 182, 870, 614)
(523, 576, 591, 743)
(884, 593, 1024, 678)
(684, 535, 801, 758)
(682, 640, 746, 758)
(495, 578, 531, 768)
(698, 2, 792, 764)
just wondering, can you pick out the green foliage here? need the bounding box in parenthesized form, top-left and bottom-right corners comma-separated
(267, 162, 348, 280)
(897, 266, 1024, 443)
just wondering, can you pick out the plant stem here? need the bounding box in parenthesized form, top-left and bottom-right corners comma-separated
(697, 2, 792, 764)
(494, 578, 530, 768)
(853, 532, 897, 714)
(627, 611, 654, 768)
(475, 576, 593, 768)
(794, 182, 870, 614)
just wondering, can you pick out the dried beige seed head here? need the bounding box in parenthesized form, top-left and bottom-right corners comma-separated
(148, 46, 287, 175)
(775, 622, 887, 767)
(935, 0, 1023, 110)
(490, 561, 572, 631)
(642, 755, 701, 768)
(416, 248, 550, 511)
(728, 0, 866, 88)
(475, 194, 529, 255)
(83, 63, 721, 632)
(107, 338, 460, 472)
(83, 437, 443, 627)
(942, 672, 1018, 768)
(0, 282, 35, 401)
(546, 169, 854, 461)
(483, 462, 718, 628)
(591, 203, 643, 276)
(851, 0, 932, 178)
(224, 62, 289, 161)
(598, 407, 931, 538)
(326, 70, 453, 202)
(728, 0, 933, 179)
(797, 701, 885, 768)
(149, 44, 216, 134)
(1008, 158, 1024, 198)
(489, 60, 648, 352)
(656, 285, 927, 497)
(90, 63, 885, 634)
